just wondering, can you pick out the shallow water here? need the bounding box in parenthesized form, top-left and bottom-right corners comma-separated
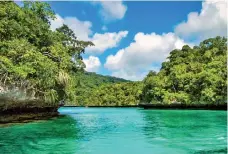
(0, 107, 227, 154)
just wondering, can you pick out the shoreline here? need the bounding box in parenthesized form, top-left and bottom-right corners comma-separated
(1, 103, 226, 124)
(62, 105, 138, 108)
(62, 104, 227, 110)
(0, 112, 59, 124)
(138, 103, 227, 110)
(0, 106, 59, 124)
(0, 96, 60, 124)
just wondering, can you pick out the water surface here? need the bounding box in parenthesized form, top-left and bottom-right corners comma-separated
(0, 107, 227, 154)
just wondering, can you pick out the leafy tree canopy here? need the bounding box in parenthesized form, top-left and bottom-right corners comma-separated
(0, 1, 93, 106)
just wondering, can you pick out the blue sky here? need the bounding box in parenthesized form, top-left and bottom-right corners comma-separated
(48, 1, 226, 80)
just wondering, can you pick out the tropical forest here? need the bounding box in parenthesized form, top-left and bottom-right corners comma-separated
(0, 1, 227, 154)
(0, 1, 227, 113)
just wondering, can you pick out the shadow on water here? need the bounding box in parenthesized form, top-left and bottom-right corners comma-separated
(193, 148, 227, 154)
(0, 115, 82, 154)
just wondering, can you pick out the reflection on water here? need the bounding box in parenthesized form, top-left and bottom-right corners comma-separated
(0, 108, 227, 154)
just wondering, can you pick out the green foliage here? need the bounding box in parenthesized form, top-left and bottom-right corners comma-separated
(0, 2, 226, 108)
(83, 82, 143, 106)
(141, 36, 227, 105)
(66, 72, 129, 106)
(0, 1, 93, 106)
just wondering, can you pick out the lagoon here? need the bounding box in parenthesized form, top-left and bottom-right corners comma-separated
(0, 107, 227, 154)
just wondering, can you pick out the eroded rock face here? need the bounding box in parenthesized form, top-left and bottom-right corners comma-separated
(0, 85, 60, 124)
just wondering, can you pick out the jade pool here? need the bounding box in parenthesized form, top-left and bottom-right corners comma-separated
(0, 108, 227, 154)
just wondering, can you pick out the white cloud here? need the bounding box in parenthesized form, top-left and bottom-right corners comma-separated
(50, 14, 127, 54)
(86, 31, 128, 54)
(102, 25, 108, 31)
(175, 0, 227, 41)
(105, 32, 188, 80)
(83, 56, 101, 72)
(51, 1, 227, 80)
(105, 0, 227, 80)
(50, 14, 64, 31)
(96, 1, 127, 21)
(50, 14, 92, 41)
(112, 70, 149, 81)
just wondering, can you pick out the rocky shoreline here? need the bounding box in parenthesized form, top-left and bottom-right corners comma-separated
(0, 94, 60, 124)
(138, 103, 227, 110)
(0, 105, 59, 124)
(0, 111, 59, 124)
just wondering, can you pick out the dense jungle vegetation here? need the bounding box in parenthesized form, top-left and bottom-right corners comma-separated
(83, 82, 143, 106)
(69, 72, 129, 106)
(141, 36, 227, 105)
(83, 36, 227, 106)
(0, 1, 227, 109)
(0, 1, 93, 108)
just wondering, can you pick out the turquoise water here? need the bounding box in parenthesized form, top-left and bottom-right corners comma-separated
(0, 107, 227, 154)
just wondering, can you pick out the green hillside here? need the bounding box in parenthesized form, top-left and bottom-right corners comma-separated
(69, 72, 130, 106)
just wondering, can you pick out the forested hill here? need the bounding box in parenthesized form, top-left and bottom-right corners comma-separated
(69, 72, 130, 106)
(79, 36, 227, 107)
(75, 72, 130, 88)
(0, 1, 226, 109)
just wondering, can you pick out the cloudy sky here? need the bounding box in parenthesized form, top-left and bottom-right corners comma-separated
(49, 0, 227, 81)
